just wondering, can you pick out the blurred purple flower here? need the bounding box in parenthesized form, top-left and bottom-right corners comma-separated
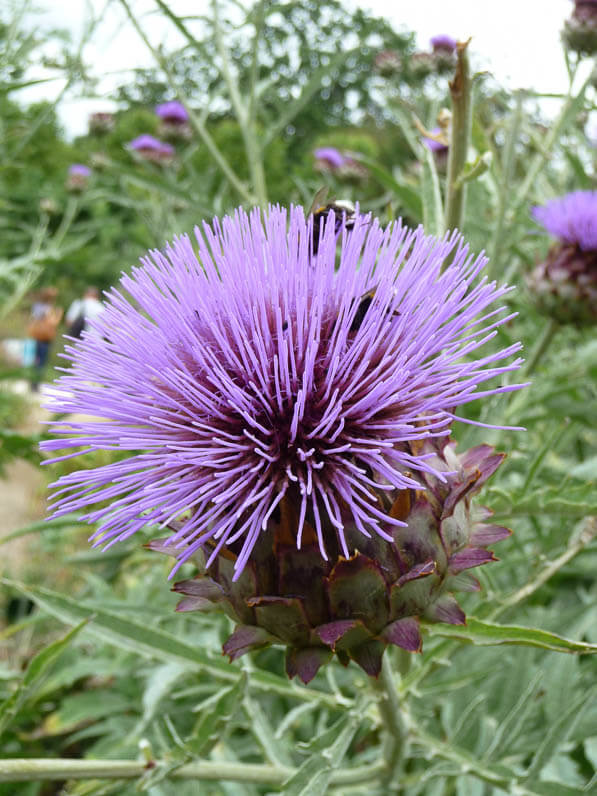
(43, 206, 523, 580)
(128, 134, 175, 162)
(66, 164, 92, 193)
(155, 100, 189, 124)
(532, 191, 597, 251)
(69, 164, 92, 177)
(423, 127, 449, 152)
(314, 147, 346, 169)
(430, 34, 457, 53)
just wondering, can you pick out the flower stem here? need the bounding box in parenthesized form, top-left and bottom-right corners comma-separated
(444, 40, 473, 234)
(521, 317, 558, 378)
(119, 0, 255, 205)
(0, 758, 385, 786)
(489, 517, 597, 620)
(488, 90, 524, 279)
(371, 653, 410, 787)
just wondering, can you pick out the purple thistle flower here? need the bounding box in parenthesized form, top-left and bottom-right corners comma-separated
(155, 100, 189, 124)
(42, 206, 523, 581)
(314, 147, 346, 169)
(532, 191, 597, 252)
(424, 127, 449, 152)
(430, 35, 457, 53)
(68, 164, 92, 177)
(128, 134, 175, 163)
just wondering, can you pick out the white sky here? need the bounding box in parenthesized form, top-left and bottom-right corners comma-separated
(16, 0, 584, 138)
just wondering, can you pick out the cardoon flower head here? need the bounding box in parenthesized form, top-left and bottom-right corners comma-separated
(66, 164, 92, 192)
(314, 148, 367, 181)
(314, 147, 346, 171)
(155, 100, 189, 124)
(374, 49, 402, 77)
(88, 112, 115, 135)
(430, 35, 457, 53)
(529, 191, 597, 325)
(563, 0, 597, 54)
(43, 206, 524, 678)
(410, 51, 435, 79)
(429, 35, 458, 74)
(155, 101, 191, 141)
(68, 164, 92, 177)
(128, 134, 175, 164)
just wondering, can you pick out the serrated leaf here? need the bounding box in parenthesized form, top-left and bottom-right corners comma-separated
(244, 691, 293, 767)
(524, 689, 595, 782)
(282, 704, 365, 796)
(187, 675, 246, 756)
(530, 784, 587, 796)
(2, 579, 336, 706)
(0, 513, 83, 547)
(137, 662, 187, 735)
(570, 456, 597, 480)
(0, 619, 87, 736)
(423, 617, 597, 654)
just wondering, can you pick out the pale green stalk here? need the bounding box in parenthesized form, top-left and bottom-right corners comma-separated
(511, 67, 594, 217)
(489, 518, 597, 620)
(151, 0, 268, 207)
(0, 757, 385, 785)
(212, 0, 268, 207)
(370, 654, 410, 787)
(444, 41, 473, 234)
(489, 90, 523, 278)
(118, 0, 255, 204)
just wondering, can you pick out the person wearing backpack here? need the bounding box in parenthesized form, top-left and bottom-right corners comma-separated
(27, 286, 63, 392)
(65, 286, 104, 339)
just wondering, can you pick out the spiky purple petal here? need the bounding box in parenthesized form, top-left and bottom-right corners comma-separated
(42, 206, 522, 580)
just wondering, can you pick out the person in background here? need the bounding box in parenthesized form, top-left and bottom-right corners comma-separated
(65, 286, 104, 339)
(27, 286, 63, 392)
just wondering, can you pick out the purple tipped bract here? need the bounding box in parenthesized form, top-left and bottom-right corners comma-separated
(69, 164, 92, 177)
(430, 34, 457, 52)
(155, 100, 189, 123)
(532, 191, 597, 251)
(424, 127, 449, 152)
(43, 206, 523, 580)
(128, 134, 175, 155)
(314, 147, 346, 168)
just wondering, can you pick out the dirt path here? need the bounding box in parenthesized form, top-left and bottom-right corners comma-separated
(0, 382, 51, 576)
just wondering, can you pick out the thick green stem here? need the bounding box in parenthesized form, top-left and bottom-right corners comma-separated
(444, 41, 473, 234)
(371, 654, 409, 787)
(0, 757, 385, 785)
